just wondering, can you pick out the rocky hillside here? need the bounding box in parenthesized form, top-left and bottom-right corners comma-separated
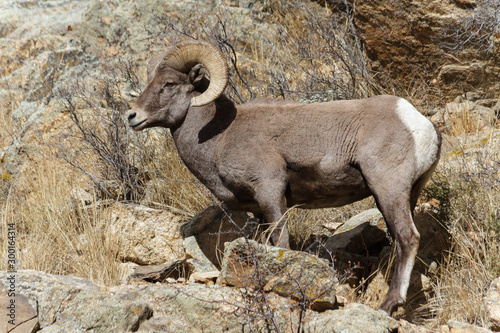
(0, 0, 499, 332)
(354, 0, 500, 102)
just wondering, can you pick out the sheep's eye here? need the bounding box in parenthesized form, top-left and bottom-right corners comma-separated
(160, 82, 176, 94)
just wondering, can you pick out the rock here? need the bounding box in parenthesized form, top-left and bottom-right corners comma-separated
(118, 262, 139, 284)
(477, 99, 499, 108)
(189, 271, 220, 285)
(184, 236, 219, 274)
(0, 292, 39, 333)
(0, 270, 153, 332)
(442, 320, 494, 333)
(466, 91, 483, 102)
(354, 0, 500, 102)
(305, 303, 399, 333)
(398, 319, 431, 332)
(0, 269, 433, 332)
(486, 277, 500, 331)
(129, 260, 188, 283)
(137, 316, 191, 332)
(106, 274, 302, 332)
(493, 101, 500, 119)
(354, 0, 458, 93)
(321, 204, 451, 264)
(321, 208, 389, 256)
(438, 63, 500, 102)
(109, 203, 185, 265)
(307, 209, 389, 286)
(181, 205, 257, 269)
(474, 105, 497, 127)
(221, 237, 338, 311)
(443, 99, 498, 129)
(129, 281, 299, 332)
(438, 64, 487, 90)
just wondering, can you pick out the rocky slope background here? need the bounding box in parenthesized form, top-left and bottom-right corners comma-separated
(0, 0, 499, 332)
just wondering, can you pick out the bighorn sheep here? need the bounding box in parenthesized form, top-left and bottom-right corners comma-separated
(127, 40, 442, 315)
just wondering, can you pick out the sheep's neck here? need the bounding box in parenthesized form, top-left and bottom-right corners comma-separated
(170, 96, 237, 187)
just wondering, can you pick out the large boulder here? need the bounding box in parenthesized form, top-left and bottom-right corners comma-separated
(434, 98, 500, 132)
(220, 237, 338, 311)
(109, 203, 185, 265)
(114, 205, 256, 282)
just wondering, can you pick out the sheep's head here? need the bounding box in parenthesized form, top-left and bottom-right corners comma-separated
(127, 41, 228, 131)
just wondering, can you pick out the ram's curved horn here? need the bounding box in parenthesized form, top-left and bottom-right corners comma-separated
(160, 41, 228, 107)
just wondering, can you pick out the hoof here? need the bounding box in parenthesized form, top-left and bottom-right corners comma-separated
(379, 297, 404, 316)
(377, 308, 389, 316)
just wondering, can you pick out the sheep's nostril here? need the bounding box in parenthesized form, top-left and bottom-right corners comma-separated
(127, 112, 136, 122)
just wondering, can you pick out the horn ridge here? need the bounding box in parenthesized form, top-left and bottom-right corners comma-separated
(161, 40, 229, 107)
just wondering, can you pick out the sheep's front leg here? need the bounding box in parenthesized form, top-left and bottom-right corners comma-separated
(254, 179, 289, 249)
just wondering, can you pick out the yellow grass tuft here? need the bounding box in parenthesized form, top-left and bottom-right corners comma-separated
(0, 158, 123, 285)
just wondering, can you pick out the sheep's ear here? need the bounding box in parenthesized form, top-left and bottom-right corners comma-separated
(188, 64, 207, 87)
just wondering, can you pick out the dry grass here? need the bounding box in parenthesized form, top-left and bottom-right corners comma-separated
(137, 129, 213, 216)
(445, 101, 487, 136)
(422, 129, 500, 328)
(0, 157, 124, 285)
(286, 197, 376, 250)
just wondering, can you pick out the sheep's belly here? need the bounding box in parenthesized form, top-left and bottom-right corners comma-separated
(286, 189, 372, 209)
(285, 163, 372, 209)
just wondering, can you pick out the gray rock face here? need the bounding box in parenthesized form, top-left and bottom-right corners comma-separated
(0, 269, 416, 333)
(109, 203, 185, 265)
(305, 303, 399, 333)
(0, 270, 152, 332)
(0, 0, 88, 39)
(183, 235, 219, 274)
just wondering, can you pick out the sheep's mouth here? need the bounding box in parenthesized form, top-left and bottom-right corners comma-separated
(129, 119, 147, 131)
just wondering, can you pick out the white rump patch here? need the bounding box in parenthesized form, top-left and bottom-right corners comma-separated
(395, 99, 439, 179)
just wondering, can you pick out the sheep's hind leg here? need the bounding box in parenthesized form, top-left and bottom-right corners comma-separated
(376, 193, 419, 315)
(362, 171, 420, 315)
